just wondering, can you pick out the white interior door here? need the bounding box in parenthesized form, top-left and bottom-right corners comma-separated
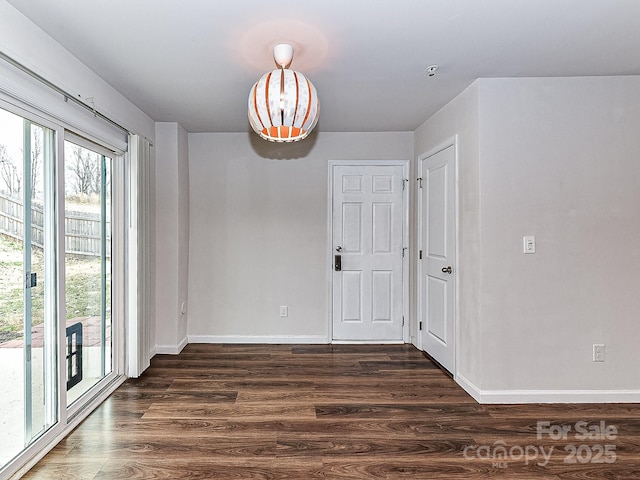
(332, 165, 404, 341)
(419, 145, 456, 373)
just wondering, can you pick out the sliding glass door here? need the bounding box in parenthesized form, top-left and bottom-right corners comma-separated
(0, 102, 122, 476)
(64, 138, 112, 406)
(0, 107, 57, 467)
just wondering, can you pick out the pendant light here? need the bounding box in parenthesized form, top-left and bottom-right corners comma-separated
(248, 43, 320, 142)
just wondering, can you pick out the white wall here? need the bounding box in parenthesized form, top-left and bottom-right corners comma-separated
(155, 122, 190, 352)
(187, 132, 413, 342)
(415, 76, 640, 401)
(478, 77, 640, 393)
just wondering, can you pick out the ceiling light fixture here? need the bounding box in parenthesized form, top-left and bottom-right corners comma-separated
(248, 43, 320, 142)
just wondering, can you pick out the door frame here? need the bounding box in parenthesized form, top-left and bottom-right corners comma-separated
(327, 160, 410, 343)
(417, 137, 460, 377)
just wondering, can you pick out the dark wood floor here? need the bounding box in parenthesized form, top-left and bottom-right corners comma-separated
(24, 344, 640, 479)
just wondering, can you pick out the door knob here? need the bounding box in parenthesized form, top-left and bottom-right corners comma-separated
(441, 266, 452, 274)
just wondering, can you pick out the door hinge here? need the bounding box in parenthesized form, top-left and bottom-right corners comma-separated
(419, 321, 423, 331)
(402, 316, 405, 327)
(417, 177, 423, 188)
(402, 178, 408, 190)
(419, 250, 423, 260)
(402, 247, 407, 258)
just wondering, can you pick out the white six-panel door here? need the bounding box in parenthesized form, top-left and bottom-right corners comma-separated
(332, 165, 404, 341)
(419, 145, 456, 373)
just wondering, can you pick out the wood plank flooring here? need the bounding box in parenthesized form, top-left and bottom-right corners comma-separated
(23, 344, 640, 479)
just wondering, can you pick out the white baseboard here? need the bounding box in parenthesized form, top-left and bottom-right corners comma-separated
(455, 373, 483, 402)
(331, 340, 403, 344)
(456, 373, 640, 404)
(155, 336, 188, 355)
(187, 334, 329, 344)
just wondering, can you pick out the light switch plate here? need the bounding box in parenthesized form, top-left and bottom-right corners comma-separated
(523, 236, 536, 254)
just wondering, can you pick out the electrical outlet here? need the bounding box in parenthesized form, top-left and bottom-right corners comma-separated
(593, 344, 605, 362)
(280, 306, 288, 318)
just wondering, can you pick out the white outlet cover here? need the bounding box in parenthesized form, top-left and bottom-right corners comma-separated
(593, 344, 605, 362)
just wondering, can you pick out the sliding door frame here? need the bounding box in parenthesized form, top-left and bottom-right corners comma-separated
(0, 94, 128, 480)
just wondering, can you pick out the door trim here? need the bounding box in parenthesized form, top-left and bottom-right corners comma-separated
(327, 160, 410, 343)
(416, 137, 459, 378)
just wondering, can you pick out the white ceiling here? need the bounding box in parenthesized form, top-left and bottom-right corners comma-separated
(7, 0, 640, 133)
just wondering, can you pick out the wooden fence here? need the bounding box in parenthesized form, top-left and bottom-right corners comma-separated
(0, 192, 111, 257)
